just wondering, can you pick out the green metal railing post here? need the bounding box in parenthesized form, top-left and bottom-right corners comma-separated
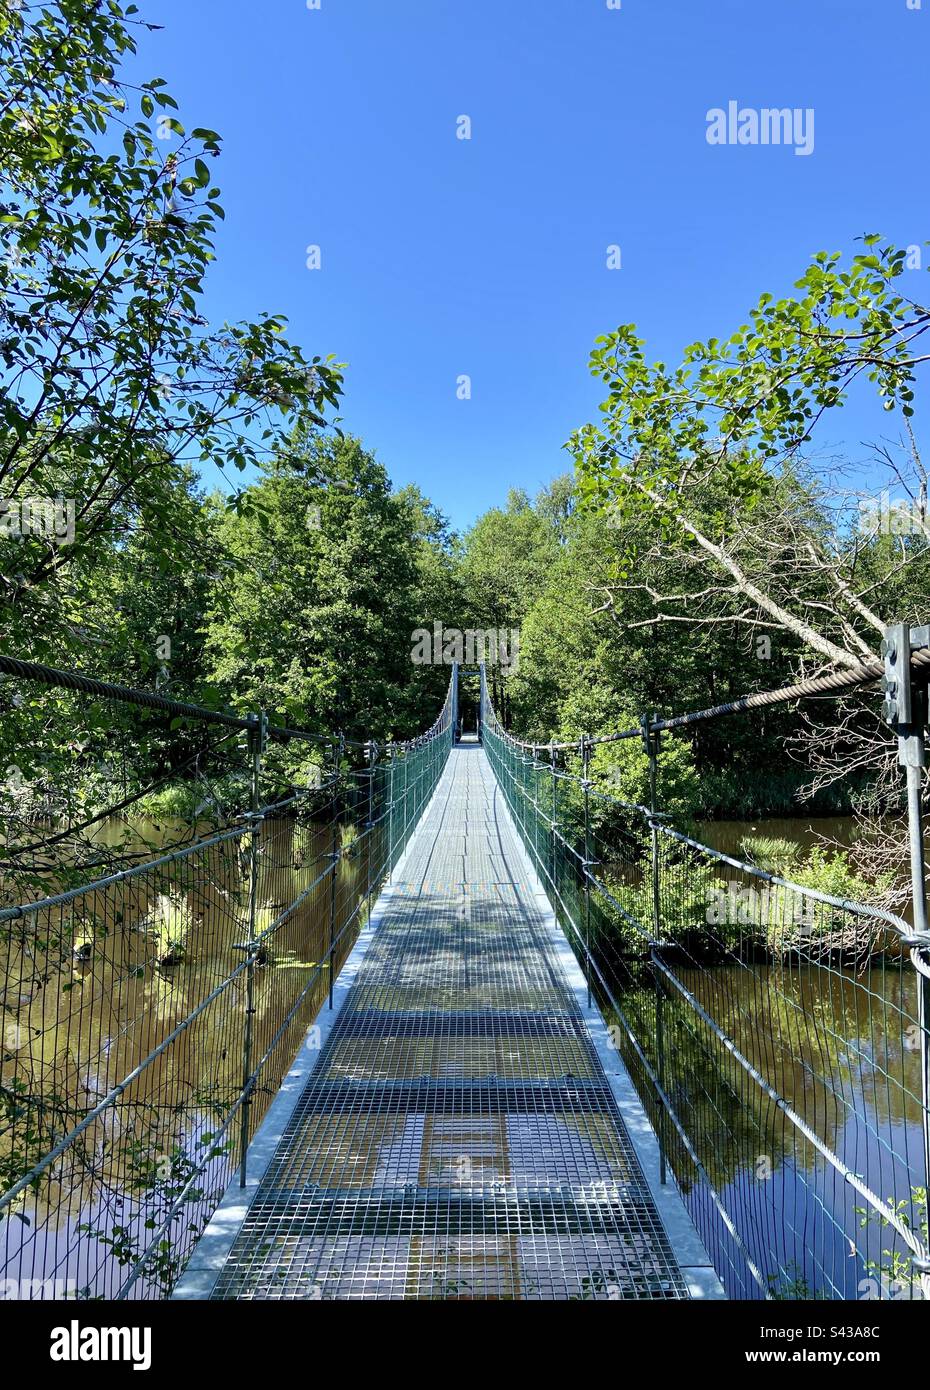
(239, 707, 267, 1188)
(547, 745, 556, 884)
(365, 739, 378, 926)
(402, 750, 409, 848)
(883, 623, 930, 1254)
(327, 735, 344, 1010)
(550, 751, 558, 898)
(642, 711, 668, 1185)
(529, 747, 537, 868)
(387, 745, 396, 873)
(581, 735, 592, 1010)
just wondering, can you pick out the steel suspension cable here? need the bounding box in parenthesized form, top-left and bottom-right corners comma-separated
(490, 647, 930, 752)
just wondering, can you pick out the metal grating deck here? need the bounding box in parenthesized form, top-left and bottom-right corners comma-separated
(199, 747, 693, 1300)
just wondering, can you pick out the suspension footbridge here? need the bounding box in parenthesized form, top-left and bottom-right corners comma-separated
(173, 741, 721, 1300)
(1, 652, 929, 1301)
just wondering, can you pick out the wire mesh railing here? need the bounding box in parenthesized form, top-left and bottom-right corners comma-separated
(480, 665, 930, 1302)
(0, 663, 455, 1299)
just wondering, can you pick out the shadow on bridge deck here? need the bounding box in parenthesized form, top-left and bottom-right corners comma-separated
(174, 746, 723, 1301)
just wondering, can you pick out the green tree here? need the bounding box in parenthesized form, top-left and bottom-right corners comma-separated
(205, 431, 449, 744)
(570, 237, 929, 671)
(0, 0, 341, 658)
(459, 484, 563, 719)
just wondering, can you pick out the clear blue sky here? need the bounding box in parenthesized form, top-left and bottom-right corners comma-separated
(129, 0, 930, 531)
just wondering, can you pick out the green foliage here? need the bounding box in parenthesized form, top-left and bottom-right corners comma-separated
(0, 13, 914, 878)
(204, 431, 452, 743)
(460, 486, 563, 629)
(858, 1187, 928, 1299)
(573, 237, 922, 512)
(470, 474, 824, 820)
(791, 846, 892, 905)
(77, 1131, 232, 1297)
(0, 5, 461, 824)
(599, 738, 698, 822)
(0, 0, 342, 655)
(742, 835, 891, 905)
(767, 1265, 827, 1300)
(739, 835, 803, 872)
(564, 238, 930, 783)
(134, 782, 227, 820)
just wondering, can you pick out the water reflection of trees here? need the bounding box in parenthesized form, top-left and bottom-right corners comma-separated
(608, 958, 920, 1176)
(0, 812, 365, 1295)
(598, 948, 922, 1297)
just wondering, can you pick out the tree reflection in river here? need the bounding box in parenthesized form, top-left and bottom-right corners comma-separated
(0, 812, 364, 1298)
(606, 954, 923, 1299)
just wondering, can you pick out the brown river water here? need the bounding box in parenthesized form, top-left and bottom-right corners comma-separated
(0, 812, 365, 1299)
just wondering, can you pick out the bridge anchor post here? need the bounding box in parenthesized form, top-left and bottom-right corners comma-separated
(882, 623, 930, 1235)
